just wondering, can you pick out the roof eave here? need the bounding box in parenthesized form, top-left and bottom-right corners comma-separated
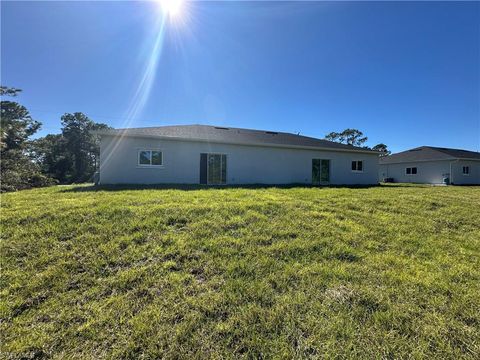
(379, 157, 480, 164)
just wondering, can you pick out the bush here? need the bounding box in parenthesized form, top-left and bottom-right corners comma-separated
(1, 155, 56, 192)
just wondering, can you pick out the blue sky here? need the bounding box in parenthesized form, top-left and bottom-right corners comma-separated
(1, 1, 479, 152)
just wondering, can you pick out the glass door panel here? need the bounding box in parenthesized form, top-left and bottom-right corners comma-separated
(312, 159, 330, 184)
(320, 159, 330, 182)
(312, 159, 321, 185)
(207, 154, 227, 185)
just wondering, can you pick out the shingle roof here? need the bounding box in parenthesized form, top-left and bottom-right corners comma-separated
(98, 124, 377, 153)
(380, 146, 480, 164)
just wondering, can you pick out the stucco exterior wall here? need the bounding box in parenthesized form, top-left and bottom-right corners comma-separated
(379, 160, 480, 185)
(450, 160, 480, 185)
(99, 135, 379, 185)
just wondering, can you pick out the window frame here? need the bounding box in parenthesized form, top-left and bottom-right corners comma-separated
(405, 167, 417, 175)
(462, 166, 470, 175)
(137, 149, 164, 167)
(351, 160, 364, 173)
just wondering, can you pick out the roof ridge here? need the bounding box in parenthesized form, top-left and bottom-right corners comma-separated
(424, 145, 479, 154)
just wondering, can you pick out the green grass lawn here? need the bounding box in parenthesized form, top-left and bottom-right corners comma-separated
(1, 184, 479, 359)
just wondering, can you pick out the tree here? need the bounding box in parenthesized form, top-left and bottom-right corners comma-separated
(1, 100, 41, 152)
(0, 86, 22, 97)
(324, 131, 342, 143)
(0, 86, 54, 191)
(372, 143, 391, 157)
(61, 112, 109, 182)
(33, 113, 109, 183)
(325, 128, 368, 147)
(32, 134, 72, 183)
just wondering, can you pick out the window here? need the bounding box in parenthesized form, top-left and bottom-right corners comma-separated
(351, 160, 363, 172)
(138, 150, 163, 166)
(406, 167, 417, 175)
(463, 166, 469, 175)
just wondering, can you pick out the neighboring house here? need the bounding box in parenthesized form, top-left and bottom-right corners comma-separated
(95, 125, 379, 185)
(379, 146, 480, 185)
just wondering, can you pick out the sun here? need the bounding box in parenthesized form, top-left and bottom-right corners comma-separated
(158, 0, 184, 18)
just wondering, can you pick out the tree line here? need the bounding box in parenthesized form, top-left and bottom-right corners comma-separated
(1, 86, 109, 192)
(1, 86, 390, 192)
(325, 129, 390, 156)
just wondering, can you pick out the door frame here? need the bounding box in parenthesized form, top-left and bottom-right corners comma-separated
(312, 158, 331, 185)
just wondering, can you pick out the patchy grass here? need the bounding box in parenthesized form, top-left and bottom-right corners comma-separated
(1, 184, 479, 359)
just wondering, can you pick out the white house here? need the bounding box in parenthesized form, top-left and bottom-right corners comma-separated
(379, 146, 480, 185)
(96, 125, 379, 185)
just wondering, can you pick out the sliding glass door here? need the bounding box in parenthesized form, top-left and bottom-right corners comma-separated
(312, 159, 330, 185)
(207, 154, 227, 185)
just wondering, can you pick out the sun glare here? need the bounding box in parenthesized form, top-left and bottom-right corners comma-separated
(159, 0, 184, 18)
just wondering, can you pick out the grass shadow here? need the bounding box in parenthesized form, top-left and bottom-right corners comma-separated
(59, 183, 383, 193)
(378, 182, 446, 188)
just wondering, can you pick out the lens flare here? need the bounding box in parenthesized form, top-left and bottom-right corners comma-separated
(159, 0, 184, 18)
(124, 19, 166, 125)
(100, 0, 191, 172)
(100, 16, 166, 171)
